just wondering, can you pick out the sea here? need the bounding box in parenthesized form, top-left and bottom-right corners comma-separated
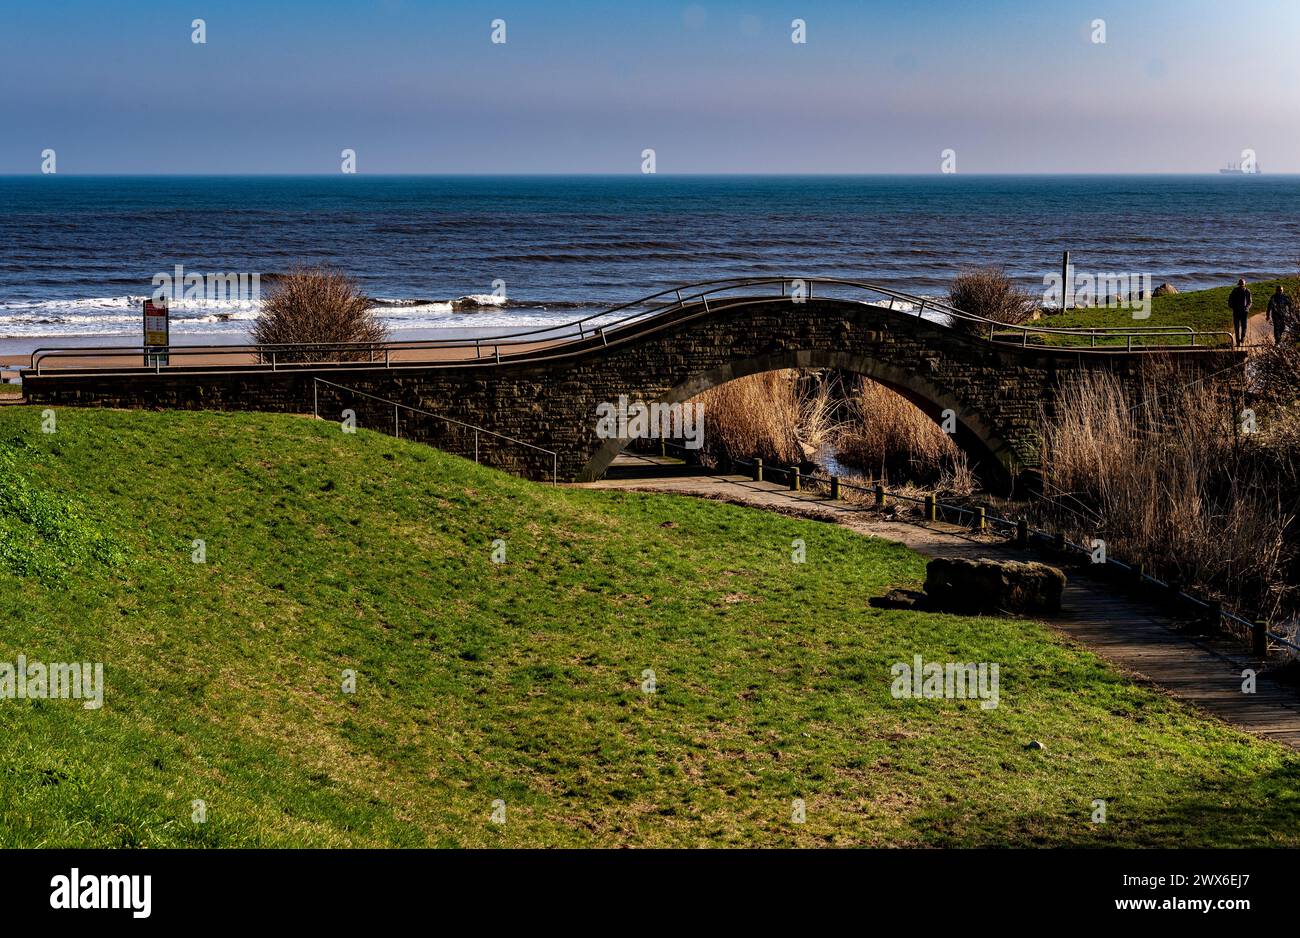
(2, 174, 1298, 348)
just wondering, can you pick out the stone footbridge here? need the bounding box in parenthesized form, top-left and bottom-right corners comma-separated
(21, 278, 1241, 492)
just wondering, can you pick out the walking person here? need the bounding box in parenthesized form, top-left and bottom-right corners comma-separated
(1266, 284, 1293, 345)
(1229, 278, 1252, 346)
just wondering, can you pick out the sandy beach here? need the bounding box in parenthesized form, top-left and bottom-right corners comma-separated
(0, 325, 567, 378)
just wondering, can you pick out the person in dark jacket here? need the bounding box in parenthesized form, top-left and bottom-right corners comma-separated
(1266, 285, 1293, 344)
(1229, 278, 1252, 345)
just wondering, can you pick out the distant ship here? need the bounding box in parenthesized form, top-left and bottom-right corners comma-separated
(1219, 161, 1260, 175)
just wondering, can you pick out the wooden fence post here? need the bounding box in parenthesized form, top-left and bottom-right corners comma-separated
(753, 458, 763, 483)
(829, 476, 840, 500)
(924, 494, 936, 521)
(789, 467, 801, 491)
(1253, 620, 1268, 658)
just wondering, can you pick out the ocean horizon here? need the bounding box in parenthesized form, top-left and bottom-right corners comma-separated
(3, 173, 1297, 346)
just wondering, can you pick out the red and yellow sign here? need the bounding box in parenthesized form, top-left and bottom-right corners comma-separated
(143, 298, 169, 366)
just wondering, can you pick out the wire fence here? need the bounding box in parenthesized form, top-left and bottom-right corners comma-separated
(635, 439, 1298, 659)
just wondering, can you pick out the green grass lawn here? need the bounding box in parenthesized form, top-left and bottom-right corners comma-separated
(1, 405, 1298, 847)
(0, 384, 22, 396)
(1019, 277, 1300, 347)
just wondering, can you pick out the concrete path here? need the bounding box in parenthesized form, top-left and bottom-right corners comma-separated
(582, 467, 1300, 749)
(1248, 311, 1274, 346)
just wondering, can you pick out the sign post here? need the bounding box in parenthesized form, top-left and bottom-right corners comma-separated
(143, 298, 169, 367)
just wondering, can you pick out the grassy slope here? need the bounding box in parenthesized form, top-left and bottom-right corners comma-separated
(0, 406, 1298, 848)
(1029, 276, 1300, 346)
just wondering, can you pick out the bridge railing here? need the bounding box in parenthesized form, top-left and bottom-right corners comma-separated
(26, 276, 1238, 376)
(639, 439, 1297, 659)
(311, 377, 559, 485)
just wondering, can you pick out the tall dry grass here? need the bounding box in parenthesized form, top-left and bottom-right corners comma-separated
(692, 371, 976, 493)
(689, 370, 839, 466)
(1042, 362, 1294, 615)
(834, 378, 969, 490)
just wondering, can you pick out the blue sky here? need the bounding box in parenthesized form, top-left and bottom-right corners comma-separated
(1, 0, 1296, 173)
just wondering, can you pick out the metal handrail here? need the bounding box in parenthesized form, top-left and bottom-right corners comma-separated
(27, 276, 1239, 375)
(311, 377, 559, 485)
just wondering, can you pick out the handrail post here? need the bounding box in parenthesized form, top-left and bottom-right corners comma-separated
(1166, 577, 1183, 609)
(829, 476, 839, 501)
(753, 458, 763, 483)
(874, 483, 885, 508)
(924, 494, 936, 521)
(974, 506, 986, 532)
(789, 467, 800, 492)
(394, 404, 399, 438)
(1015, 519, 1029, 547)
(1253, 619, 1268, 657)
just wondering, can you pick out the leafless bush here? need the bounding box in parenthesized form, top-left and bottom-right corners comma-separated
(1252, 340, 1300, 406)
(947, 266, 1038, 335)
(251, 267, 387, 363)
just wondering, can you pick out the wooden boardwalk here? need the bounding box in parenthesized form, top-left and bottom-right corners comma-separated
(583, 464, 1300, 749)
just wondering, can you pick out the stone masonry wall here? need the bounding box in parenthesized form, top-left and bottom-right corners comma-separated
(23, 298, 1240, 489)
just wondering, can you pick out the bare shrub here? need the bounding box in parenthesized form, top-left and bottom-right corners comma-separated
(834, 378, 963, 484)
(1252, 340, 1300, 406)
(936, 451, 977, 497)
(947, 266, 1038, 335)
(251, 267, 387, 362)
